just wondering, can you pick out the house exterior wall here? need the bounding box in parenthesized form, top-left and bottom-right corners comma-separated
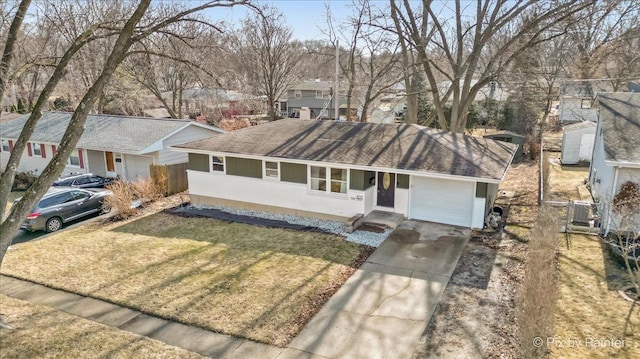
(187, 169, 366, 219)
(0, 141, 88, 176)
(561, 126, 596, 164)
(86, 150, 106, 176)
(589, 125, 616, 202)
(158, 125, 220, 165)
(559, 97, 598, 123)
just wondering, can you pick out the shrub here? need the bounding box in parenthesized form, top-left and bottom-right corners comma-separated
(104, 178, 163, 220)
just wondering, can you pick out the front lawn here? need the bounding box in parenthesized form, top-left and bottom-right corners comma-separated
(553, 234, 639, 358)
(1, 212, 371, 347)
(0, 295, 205, 359)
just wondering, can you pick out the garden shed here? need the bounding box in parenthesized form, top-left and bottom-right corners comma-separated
(482, 131, 525, 160)
(561, 121, 596, 165)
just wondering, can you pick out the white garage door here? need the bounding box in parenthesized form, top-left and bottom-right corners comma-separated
(125, 155, 153, 180)
(410, 176, 475, 227)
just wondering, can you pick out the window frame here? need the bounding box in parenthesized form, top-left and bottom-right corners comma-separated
(315, 90, 330, 99)
(67, 149, 80, 167)
(1, 139, 9, 152)
(263, 161, 280, 180)
(210, 155, 225, 173)
(581, 98, 592, 109)
(309, 165, 348, 195)
(293, 90, 302, 98)
(32, 142, 42, 157)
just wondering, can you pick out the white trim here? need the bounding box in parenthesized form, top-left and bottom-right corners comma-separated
(374, 171, 397, 208)
(604, 160, 640, 168)
(170, 148, 503, 184)
(308, 165, 349, 195)
(210, 155, 226, 174)
(263, 160, 280, 180)
(139, 122, 224, 154)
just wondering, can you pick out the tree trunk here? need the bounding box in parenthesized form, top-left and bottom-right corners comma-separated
(0, 0, 151, 267)
(0, 0, 32, 104)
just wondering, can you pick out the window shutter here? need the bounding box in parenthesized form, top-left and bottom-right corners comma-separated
(8, 140, 13, 152)
(40, 143, 46, 158)
(52, 145, 57, 155)
(78, 149, 84, 169)
(27, 143, 32, 157)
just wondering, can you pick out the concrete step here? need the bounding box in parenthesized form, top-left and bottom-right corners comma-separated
(363, 210, 404, 229)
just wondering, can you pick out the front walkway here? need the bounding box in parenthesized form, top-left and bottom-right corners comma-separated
(1, 220, 469, 359)
(289, 221, 470, 358)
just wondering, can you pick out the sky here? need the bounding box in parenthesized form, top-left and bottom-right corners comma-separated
(209, 0, 375, 42)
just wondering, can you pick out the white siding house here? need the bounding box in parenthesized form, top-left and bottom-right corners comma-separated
(0, 112, 222, 181)
(589, 93, 640, 234)
(172, 120, 517, 229)
(561, 121, 596, 165)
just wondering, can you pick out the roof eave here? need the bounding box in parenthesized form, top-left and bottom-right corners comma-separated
(604, 160, 640, 168)
(170, 146, 503, 183)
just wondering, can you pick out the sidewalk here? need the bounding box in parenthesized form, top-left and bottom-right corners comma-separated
(1, 220, 469, 359)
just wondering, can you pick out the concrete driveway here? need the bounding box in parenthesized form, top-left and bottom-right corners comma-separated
(289, 220, 470, 359)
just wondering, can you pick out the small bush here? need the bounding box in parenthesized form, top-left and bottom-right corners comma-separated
(104, 178, 163, 220)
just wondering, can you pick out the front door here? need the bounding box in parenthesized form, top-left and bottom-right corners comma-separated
(377, 172, 395, 208)
(105, 152, 116, 177)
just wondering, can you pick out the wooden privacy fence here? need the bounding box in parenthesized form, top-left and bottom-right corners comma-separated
(150, 163, 188, 196)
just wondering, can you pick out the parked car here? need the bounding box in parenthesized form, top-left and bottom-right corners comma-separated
(19, 187, 112, 233)
(53, 173, 114, 188)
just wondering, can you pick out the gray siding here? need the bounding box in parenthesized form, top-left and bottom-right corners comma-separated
(226, 157, 262, 178)
(159, 125, 220, 165)
(350, 169, 375, 190)
(188, 153, 209, 172)
(281, 162, 307, 184)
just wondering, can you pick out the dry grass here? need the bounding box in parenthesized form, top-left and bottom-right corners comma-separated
(552, 234, 640, 358)
(0, 294, 205, 359)
(0, 213, 368, 347)
(105, 178, 164, 219)
(546, 154, 590, 202)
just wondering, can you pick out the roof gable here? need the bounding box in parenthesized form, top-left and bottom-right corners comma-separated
(175, 119, 518, 181)
(0, 112, 221, 154)
(597, 92, 640, 164)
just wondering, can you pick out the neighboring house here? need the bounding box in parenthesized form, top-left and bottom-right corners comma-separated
(558, 80, 611, 124)
(0, 112, 223, 180)
(589, 92, 640, 233)
(171, 119, 518, 228)
(482, 131, 525, 160)
(561, 121, 596, 165)
(281, 80, 348, 120)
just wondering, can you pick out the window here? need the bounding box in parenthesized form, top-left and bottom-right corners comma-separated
(581, 99, 592, 109)
(330, 168, 347, 193)
(310, 166, 348, 194)
(316, 90, 330, 99)
(265, 161, 279, 179)
(71, 190, 90, 201)
(1, 140, 9, 152)
(68, 149, 80, 166)
(310, 166, 326, 191)
(211, 156, 224, 172)
(294, 90, 302, 98)
(32, 142, 42, 157)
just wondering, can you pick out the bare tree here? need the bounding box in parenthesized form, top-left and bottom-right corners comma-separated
(325, 0, 401, 122)
(387, 0, 592, 132)
(232, 7, 302, 121)
(0, 0, 252, 272)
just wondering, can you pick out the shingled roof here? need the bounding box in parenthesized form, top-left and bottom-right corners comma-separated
(597, 92, 640, 163)
(0, 112, 217, 154)
(175, 119, 518, 181)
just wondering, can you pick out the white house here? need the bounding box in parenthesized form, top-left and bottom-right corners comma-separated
(0, 112, 223, 180)
(589, 92, 640, 233)
(561, 121, 596, 165)
(171, 119, 518, 229)
(558, 81, 604, 124)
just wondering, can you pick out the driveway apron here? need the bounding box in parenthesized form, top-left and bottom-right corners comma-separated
(288, 221, 470, 359)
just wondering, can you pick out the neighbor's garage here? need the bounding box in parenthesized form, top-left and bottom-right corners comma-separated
(409, 176, 475, 227)
(124, 154, 154, 180)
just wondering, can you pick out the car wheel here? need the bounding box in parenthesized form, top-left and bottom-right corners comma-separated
(101, 204, 112, 214)
(45, 217, 63, 233)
